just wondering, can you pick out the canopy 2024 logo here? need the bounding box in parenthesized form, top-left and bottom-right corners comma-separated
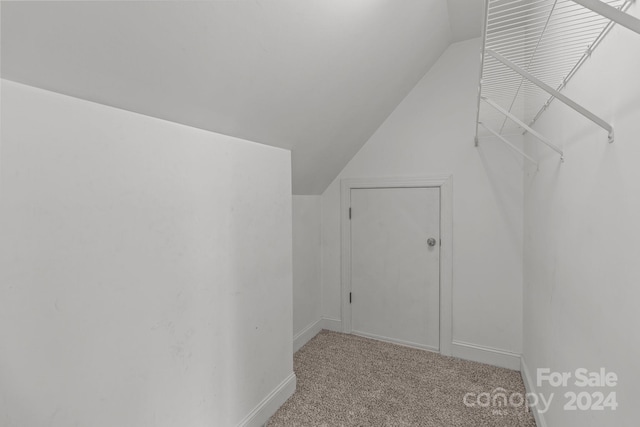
(463, 368, 618, 415)
(538, 368, 618, 411)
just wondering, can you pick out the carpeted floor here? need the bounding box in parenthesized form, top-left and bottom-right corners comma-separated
(268, 331, 537, 427)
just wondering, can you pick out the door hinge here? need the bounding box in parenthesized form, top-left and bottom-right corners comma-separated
(349, 207, 352, 219)
(349, 292, 352, 304)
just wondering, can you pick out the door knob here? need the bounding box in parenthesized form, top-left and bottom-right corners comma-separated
(427, 238, 437, 247)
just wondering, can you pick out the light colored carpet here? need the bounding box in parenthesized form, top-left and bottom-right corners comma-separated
(268, 331, 536, 427)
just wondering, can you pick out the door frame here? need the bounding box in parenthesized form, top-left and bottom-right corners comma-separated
(340, 176, 453, 356)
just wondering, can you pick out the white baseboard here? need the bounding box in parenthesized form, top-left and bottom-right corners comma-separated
(293, 319, 323, 353)
(521, 357, 547, 427)
(351, 330, 439, 353)
(451, 340, 521, 370)
(236, 372, 296, 427)
(321, 317, 342, 332)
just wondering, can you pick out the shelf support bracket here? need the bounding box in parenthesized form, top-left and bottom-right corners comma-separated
(481, 96, 563, 158)
(478, 122, 539, 164)
(572, 0, 640, 35)
(486, 49, 615, 143)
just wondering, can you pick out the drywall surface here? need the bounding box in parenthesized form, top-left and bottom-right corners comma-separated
(2, 0, 453, 195)
(522, 3, 640, 425)
(0, 80, 294, 427)
(292, 196, 322, 338)
(321, 38, 525, 356)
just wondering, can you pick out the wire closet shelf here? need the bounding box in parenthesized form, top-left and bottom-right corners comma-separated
(475, 0, 640, 162)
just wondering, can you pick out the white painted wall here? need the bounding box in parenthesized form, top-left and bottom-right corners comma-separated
(292, 196, 322, 343)
(2, 0, 454, 195)
(522, 3, 640, 426)
(0, 80, 294, 427)
(321, 38, 525, 361)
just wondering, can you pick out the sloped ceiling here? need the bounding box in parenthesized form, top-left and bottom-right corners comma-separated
(447, 0, 485, 42)
(1, 0, 482, 194)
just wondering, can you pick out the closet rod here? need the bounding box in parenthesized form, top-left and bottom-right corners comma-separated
(478, 122, 539, 164)
(481, 96, 564, 157)
(486, 49, 615, 142)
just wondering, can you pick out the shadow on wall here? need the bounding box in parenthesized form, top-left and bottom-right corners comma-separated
(476, 137, 524, 253)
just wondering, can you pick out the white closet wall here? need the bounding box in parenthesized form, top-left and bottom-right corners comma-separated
(321, 39, 525, 367)
(522, 3, 640, 426)
(292, 195, 322, 351)
(0, 80, 294, 427)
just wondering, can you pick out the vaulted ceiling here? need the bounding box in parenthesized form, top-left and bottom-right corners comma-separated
(1, 0, 482, 194)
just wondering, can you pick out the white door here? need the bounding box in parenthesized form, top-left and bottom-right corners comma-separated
(350, 187, 440, 351)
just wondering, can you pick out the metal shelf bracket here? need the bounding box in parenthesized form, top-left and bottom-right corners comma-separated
(479, 122, 540, 164)
(486, 49, 615, 143)
(573, 0, 640, 35)
(475, 0, 638, 158)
